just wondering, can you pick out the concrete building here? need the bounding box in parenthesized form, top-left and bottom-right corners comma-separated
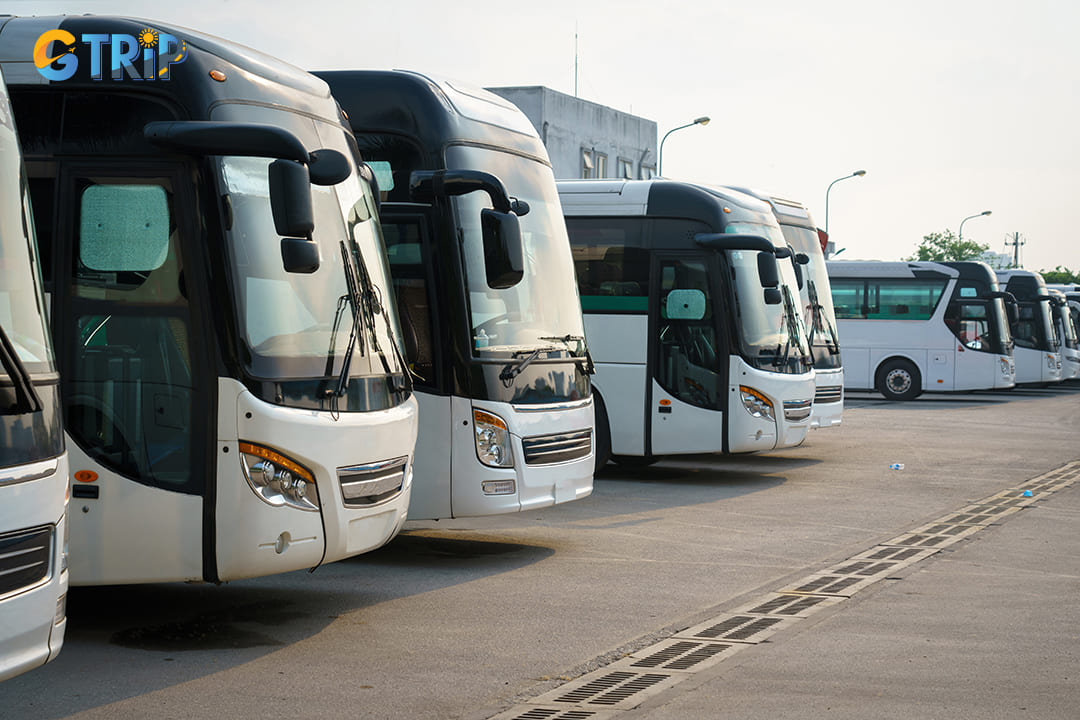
(487, 86, 657, 181)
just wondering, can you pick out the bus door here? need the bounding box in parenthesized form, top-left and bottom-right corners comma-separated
(54, 162, 212, 584)
(378, 205, 450, 520)
(650, 253, 729, 455)
(944, 295, 992, 388)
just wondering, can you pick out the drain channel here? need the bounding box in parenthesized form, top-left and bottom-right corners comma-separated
(487, 460, 1080, 720)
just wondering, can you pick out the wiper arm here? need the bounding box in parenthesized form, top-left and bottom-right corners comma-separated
(538, 333, 596, 375)
(324, 243, 365, 399)
(352, 243, 409, 394)
(499, 348, 544, 387)
(0, 323, 43, 415)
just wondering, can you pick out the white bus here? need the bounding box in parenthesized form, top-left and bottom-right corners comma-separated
(996, 270, 1063, 385)
(1047, 290, 1080, 379)
(828, 261, 1015, 400)
(2, 16, 417, 585)
(318, 70, 593, 519)
(731, 189, 843, 428)
(559, 180, 815, 465)
(0, 65, 69, 682)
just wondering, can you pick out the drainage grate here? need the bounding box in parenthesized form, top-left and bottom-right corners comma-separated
(830, 560, 897, 577)
(624, 639, 743, 672)
(744, 594, 833, 617)
(882, 524, 982, 550)
(678, 614, 789, 643)
(488, 707, 616, 720)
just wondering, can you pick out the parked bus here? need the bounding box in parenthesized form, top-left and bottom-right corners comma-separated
(996, 270, 1062, 385)
(0, 65, 69, 682)
(730, 189, 843, 428)
(1, 16, 417, 585)
(316, 70, 593, 518)
(1048, 290, 1079, 379)
(558, 180, 815, 465)
(828, 261, 1015, 400)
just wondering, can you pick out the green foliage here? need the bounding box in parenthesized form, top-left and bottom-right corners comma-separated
(1038, 266, 1080, 284)
(906, 230, 989, 262)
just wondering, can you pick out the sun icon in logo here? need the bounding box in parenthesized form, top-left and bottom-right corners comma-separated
(137, 28, 159, 49)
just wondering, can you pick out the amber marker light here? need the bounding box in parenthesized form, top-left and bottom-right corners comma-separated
(209, 69, 227, 82)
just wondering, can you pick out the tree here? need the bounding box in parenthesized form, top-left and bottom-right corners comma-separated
(1039, 266, 1080, 284)
(906, 230, 989, 262)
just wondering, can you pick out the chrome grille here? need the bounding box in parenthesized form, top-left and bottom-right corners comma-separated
(782, 398, 813, 422)
(337, 456, 408, 507)
(814, 385, 843, 404)
(522, 429, 592, 466)
(0, 526, 52, 598)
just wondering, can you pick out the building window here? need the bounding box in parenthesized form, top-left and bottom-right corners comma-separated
(595, 153, 607, 179)
(617, 158, 633, 180)
(640, 164, 656, 180)
(582, 149, 594, 179)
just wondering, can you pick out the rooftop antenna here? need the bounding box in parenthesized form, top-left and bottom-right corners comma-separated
(574, 27, 579, 97)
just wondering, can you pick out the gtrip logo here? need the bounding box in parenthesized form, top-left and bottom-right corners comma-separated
(34, 27, 188, 82)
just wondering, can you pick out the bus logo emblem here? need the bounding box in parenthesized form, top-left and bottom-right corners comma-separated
(34, 27, 187, 82)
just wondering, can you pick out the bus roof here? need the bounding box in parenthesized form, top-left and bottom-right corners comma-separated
(826, 260, 958, 280)
(996, 269, 1048, 299)
(0, 15, 337, 122)
(558, 178, 778, 233)
(314, 69, 548, 164)
(725, 186, 817, 229)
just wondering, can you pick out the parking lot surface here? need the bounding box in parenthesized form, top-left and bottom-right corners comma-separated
(2, 383, 1078, 719)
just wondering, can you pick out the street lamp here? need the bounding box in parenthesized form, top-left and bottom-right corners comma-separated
(824, 169, 866, 234)
(958, 210, 992, 242)
(657, 116, 710, 177)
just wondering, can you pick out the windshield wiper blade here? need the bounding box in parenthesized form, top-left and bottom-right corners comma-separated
(538, 333, 596, 375)
(0, 323, 42, 415)
(324, 243, 365, 399)
(499, 348, 544, 387)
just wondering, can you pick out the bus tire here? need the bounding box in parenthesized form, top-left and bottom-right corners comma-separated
(878, 359, 922, 401)
(593, 392, 612, 473)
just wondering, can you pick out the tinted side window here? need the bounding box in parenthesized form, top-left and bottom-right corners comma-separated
(565, 217, 649, 313)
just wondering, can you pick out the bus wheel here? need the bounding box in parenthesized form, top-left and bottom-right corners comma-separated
(593, 392, 612, 473)
(878, 359, 921, 401)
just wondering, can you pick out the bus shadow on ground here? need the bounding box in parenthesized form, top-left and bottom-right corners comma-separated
(5, 534, 553, 719)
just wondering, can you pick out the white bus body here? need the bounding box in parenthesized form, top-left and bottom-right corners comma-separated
(321, 70, 594, 519)
(2, 16, 417, 585)
(560, 180, 815, 462)
(0, 65, 68, 681)
(732, 189, 843, 429)
(1048, 291, 1080, 379)
(828, 261, 1015, 399)
(997, 270, 1063, 385)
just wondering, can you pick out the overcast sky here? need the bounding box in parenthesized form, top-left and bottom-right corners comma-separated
(11, 0, 1078, 271)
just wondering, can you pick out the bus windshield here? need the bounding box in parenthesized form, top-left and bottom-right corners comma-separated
(725, 222, 810, 374)
(0, 136, 54, 378)
(779, 225, 841, 369)
(447, 145, 586, 356)
(220, 155, 405, 393)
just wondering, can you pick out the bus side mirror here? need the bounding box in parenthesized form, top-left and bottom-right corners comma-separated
(1008, 304, 1019, 325)
(281, 237, 320, 274)
(482, 209, 524, 289)
(269, 160, 320, 274)
(757, 252, 780, 288)
(763, 287, 783, 305)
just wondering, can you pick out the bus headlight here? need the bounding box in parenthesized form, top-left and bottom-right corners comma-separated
(239, 442, 320, 511)
(1047, 354, 1057, 369)
(1000, 357, 1012, 376)
(739, 386, 775, 421)
(474, 409, 514, 468)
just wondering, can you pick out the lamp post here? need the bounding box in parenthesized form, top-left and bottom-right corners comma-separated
(958, 210, 992, 242)
(657, 116, 710, 177)
(824, 169, 866, 234)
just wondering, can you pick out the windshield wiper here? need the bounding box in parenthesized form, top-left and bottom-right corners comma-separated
(352, 243, 410, 394)
(323, 243, 366, 399)
(499, 348, 545, 387)
(538, 333, 596, 375)
(0, 323, 43, 415)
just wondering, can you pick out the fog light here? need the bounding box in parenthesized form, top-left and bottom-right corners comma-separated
(481, 480, 516, 495)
